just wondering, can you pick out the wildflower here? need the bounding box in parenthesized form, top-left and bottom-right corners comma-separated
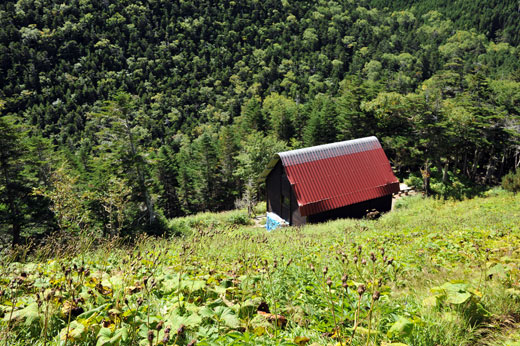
(341, 273, 348, 285)
(44, 289, 54, 301)
(357, 284, 366, 296)
(177, 324, 186, 336)
(326, 277, 332, 287)
(162, 330, 170, 344)
(156, 321, 164, 331)
(147, 330, 154, 344)
(372, 291, 380, 301)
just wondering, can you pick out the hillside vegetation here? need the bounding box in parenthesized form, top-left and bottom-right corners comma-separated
(1, 190, 520, 345)
(1, 0, 520, 246)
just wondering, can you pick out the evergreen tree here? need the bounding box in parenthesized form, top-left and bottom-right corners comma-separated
(0, 115, 54, 245)
(89, 92, 158, 233)
(154, 141, 183, 219)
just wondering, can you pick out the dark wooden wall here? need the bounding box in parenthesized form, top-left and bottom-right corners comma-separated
(266, 161, 306, 226)
(266, 161, 282, 217)
(307, 195, 392, 223)
(291, 185, 306, 226)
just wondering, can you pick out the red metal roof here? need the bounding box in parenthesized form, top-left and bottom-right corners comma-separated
(265, 136, 400, 217)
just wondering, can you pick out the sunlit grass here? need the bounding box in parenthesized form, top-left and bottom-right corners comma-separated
(1, 188, 519, 345)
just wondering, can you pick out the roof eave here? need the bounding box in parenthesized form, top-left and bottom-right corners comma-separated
(258, 154, 281, 183)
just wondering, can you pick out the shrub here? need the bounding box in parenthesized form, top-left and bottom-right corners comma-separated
(167, 218, 192, 237)
(226, 211, 251, 225)
(405, 168, 486, 200)
(501, 169, 520, 193)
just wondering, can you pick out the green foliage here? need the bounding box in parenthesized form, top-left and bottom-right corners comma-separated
(1, 190, 520, 345)
(405, 167, 487, 200)
(0, 116, 55, 245)
(501, 169, 520, 193)
(166, 209, 251, 237)
(424, 281, 490, 325)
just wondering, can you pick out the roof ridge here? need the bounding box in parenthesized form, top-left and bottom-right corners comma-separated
(278, 136, 381, 166)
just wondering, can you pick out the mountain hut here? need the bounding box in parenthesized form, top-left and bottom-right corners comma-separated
(260, 136, 400, 226)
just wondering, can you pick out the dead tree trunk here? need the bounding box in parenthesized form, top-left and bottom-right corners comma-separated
(485, 152, 495, 184)
(422, 160, 431, 196)
(471, 149, 481, 181)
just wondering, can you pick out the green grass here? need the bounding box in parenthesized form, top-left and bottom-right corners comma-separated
(1, 188, 520, 345)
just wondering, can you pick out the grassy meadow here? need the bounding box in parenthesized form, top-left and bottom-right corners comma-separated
(1, 189, 520, 345)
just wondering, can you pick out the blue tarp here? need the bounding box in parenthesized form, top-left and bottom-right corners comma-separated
(266, 212, 287, 231)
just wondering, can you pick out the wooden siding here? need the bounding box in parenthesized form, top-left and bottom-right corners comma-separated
(307, 195, 392, 223)
(266, 161, 282, 216)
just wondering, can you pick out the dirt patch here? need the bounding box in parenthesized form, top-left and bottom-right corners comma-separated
(252, 215, 266, 228)
(392, 183, 417, 209)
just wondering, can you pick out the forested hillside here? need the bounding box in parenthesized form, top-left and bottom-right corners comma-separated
(1, 0, 520, 244)
(369, 0, 520, 45)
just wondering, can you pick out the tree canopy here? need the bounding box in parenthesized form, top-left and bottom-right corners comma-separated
(1, 0, 519, 244)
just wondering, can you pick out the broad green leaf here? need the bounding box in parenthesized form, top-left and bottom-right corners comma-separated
(168, 310, 202, 330)
(488, 263, 507, 278)
(214, 306, 240, 329)
(180, 279, 206, 293)
(161, 273, 183, 293)
(387, 316, 413, 339)
(238, 298, 262, 318)
(431, 282, 472, 305)
(113, 327, 129, 343)
(96, 328, 113, 346)
(199, 305, 215, 318)
(446, 290, 471, 305)
(60, 320, 86, 341)
(96, 326, 128, 346)
(77, 303, 110, 320)
(6, 302, 39, 328)
(212, 285, 227, 295)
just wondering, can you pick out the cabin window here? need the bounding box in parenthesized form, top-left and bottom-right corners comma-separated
(282, 194, 290, 207)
